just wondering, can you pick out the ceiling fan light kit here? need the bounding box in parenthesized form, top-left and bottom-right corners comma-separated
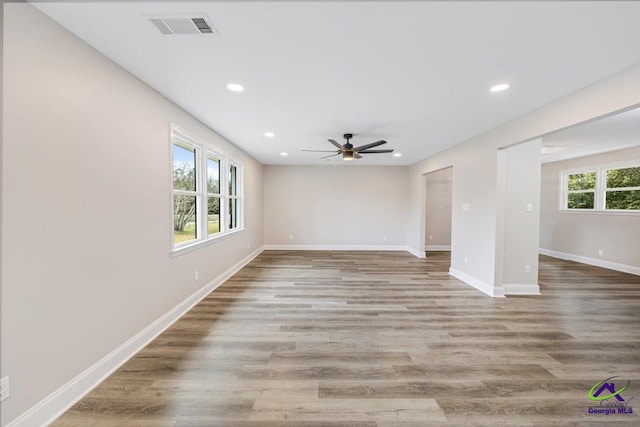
(302, 133, 395, 161)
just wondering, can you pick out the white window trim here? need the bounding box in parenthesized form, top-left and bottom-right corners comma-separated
(170, 124, 244, 256)
(205, 149, 225, 240)
(228, 159, 244, 231)
(559, 159, 640, 215)
(559, 168, 597, 212)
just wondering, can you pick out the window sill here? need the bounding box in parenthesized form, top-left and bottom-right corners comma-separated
(558, 209, 640, 216)
(170, 227, 245, 258)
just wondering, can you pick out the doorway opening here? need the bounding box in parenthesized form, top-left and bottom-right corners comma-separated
(424, 166, 453, 260)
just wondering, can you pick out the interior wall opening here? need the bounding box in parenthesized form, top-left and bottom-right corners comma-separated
(538, 105, 640, 281)
(423, 166, 453, 259)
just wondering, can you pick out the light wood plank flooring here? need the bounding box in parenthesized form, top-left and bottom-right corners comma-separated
(53, 251, 640, 426)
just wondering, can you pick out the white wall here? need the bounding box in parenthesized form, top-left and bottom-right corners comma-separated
(425, 167, 452, 249)
(540, 145, 640, 272)
(1, 4, 263, 425)
(263, 166, 409, 248)
(496, 139, 542, 294)
(407, 64, 640, 296)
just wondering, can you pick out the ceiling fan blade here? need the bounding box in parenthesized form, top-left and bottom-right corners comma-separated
(302, 149, 339, 153)
(328, 139, 344, 149)
(354, 153, 362, 159)
(358, 149, 394, 154)
(319, 153, 341, 159)
(354, 140, 386, 151)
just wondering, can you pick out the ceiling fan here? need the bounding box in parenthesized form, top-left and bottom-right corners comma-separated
(303, 133, 394, 161)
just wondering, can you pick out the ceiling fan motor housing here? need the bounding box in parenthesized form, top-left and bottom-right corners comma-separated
(343, 133, 354, 149)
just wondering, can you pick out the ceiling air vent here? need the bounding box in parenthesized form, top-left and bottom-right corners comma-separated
(147, 14, 217, 36)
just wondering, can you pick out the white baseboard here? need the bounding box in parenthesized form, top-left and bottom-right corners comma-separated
(406, 246, 426, 258)
(425, 245, 451, 251)
(503, 283, 540, 295)
(539, 248, 640, 276)
(8, 246, 265, 427)
(263, 244, 409, 251)
(263, 244, 428, 259)
(449, 267, 504, 297)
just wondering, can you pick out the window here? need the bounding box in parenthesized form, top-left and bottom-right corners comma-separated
(560, 161, 640, 212)
(605, 166, 640, 210)
(228, 163, 241, 230)
(171, 125, 243, 252)
(566, 171, 596, 209)
(173, 143, 199, 244)
(207, 155, 222, 237)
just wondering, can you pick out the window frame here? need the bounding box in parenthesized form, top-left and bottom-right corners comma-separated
(228, 160, 243, 231)
(559, 159, 640, 214)
(205, 151, 224, 239)
(603, 164, 640, 212)
(172, 131, 203, 249)
(171, 124, 244, 256)
(561, 169, 597, 211)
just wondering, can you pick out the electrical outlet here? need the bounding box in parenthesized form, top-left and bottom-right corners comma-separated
(194, 270, 199, 281)
(288, 234, 293, 240)
(598, 249, 604, 256)
(383, 235, 387, 241)
(0, 376, 9, 402)
(247, 243, 251, 249)
(429, 235, 433, 241)
(525, 265, 531, 274)
(464, 257, 469, 265)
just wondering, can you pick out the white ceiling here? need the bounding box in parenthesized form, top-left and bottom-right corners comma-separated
(541, 107, 640, 164)
(33, 1, 640, 165)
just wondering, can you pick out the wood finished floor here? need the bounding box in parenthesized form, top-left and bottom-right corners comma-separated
(53, 251, 640, 426)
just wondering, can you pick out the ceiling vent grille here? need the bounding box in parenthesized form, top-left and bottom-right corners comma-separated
(147, 14, 217, 36)
(191, 18, 213, 34)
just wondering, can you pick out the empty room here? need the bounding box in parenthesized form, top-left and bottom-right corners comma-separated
(2, 1, 640, 426)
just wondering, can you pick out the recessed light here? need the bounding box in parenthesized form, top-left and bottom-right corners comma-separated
(490, 83, 510, 93)
(280, 152, 288, 156)
(226, 83, 244, 92)
(264, 132, 275, 138)
(393, 153, 402, 158)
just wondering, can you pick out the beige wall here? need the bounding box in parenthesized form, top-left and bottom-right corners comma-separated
(408, 64, 640, 295)
(496, 139, 542, 290)
(1, 4, 263, 424)
(4, 2, 640, 424)
(540, 146, 640, 269)
(264, 166, 409, 247)
(425, 167, 452, 248)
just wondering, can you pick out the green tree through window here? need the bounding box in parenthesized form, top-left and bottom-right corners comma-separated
(173, 144, 198, 243)
(606, 166, 640, 210)
(567, 171, 596, 209)
(562, 164, 640, 212)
